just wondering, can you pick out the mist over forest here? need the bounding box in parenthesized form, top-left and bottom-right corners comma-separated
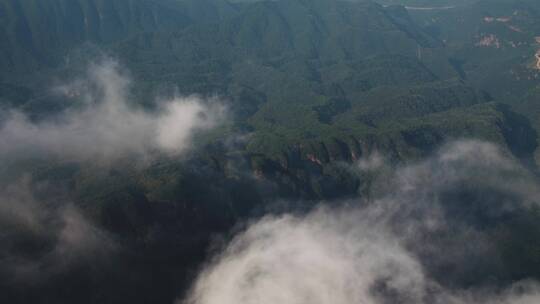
(1, 0, 540, 303)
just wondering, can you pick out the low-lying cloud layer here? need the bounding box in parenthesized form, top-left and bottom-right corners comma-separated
(0, 60, 225, 161)
(183, 140, 540, 304)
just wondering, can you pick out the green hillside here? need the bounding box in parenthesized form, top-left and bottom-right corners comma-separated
(0, 1, 540, 303)
(0, 0, 537, 182)
(0, 0, 240, 78)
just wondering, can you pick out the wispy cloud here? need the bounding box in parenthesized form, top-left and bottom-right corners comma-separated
(182, 140, 540, 304)
(0, 178, 116, 282)
(0, 59, 226, 161)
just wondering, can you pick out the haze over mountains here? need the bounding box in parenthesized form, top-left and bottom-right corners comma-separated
(0, 0, 539, 303)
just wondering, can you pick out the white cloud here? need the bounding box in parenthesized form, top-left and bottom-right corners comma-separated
(185, 209, 426, 304)
(357, 151, 385, 172)
(156, 99, 224, 154)
(182, 140, 540, 304)
(0, 59, 226, 161)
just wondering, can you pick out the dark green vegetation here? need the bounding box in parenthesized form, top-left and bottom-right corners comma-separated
(0, 0, 539, 303)
(2, 0, 539, 165)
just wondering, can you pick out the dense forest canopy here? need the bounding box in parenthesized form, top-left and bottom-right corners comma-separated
(0, 0, 539, 303)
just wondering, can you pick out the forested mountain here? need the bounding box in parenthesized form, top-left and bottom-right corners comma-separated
(0, 0, 539, 303)
(3, 0, 537, 162)
(0, 0, 241, 77)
